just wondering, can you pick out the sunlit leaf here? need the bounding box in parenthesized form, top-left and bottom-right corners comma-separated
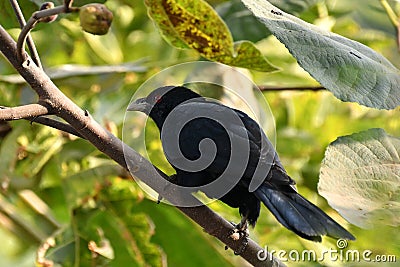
(269, 0, 322, 14)
(62, 164, 121, 210)
(0, 1, 38, 29)
(88, 233, 115, 259)
(242, 0, 400, 109)
(216, 0, 270, 42)
(146, 0, 233, 54)
(132, 199, 237, 267)
(0, 122, 23, 176)
(318, 128, 400, 228)
(220, 40, 277, 72)
(145, 0, 277, 72)
(84, 31, 123, 64)
(39, 177, 163, 267)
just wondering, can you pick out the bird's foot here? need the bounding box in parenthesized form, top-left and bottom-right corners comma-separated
(227, 221, 249, 255)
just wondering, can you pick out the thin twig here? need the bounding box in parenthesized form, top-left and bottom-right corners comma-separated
(16, 16, 38, 64)
(64, 0, 74, 11)
(0, 194, 45, 243)
(258, 85, 325, 91)
(9, 0, 42, 68)
(379, 0, 400, 51)
(380, 0, 399, 27)
(398, 20, 400, 52)
(0, 104, 49, 120)
(0, 106, 85, 138)
(29, 116, 85, 138)
(16, 4, 79, 64)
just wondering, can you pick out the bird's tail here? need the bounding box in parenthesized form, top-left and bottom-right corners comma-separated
(254, 183, 355, 242)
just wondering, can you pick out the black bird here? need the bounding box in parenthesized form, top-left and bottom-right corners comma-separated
(128, 85, 355, 242)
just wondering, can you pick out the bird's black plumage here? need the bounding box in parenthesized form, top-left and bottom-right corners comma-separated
(129, 85, 355, 242)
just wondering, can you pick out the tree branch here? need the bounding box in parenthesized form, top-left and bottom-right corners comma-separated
(29, 116, 85, 138)
(16, 3, 79, 64)
(0, 25, 285, 266)
(259, 85, 325, 91)
(0, 105, 84, 137)
(380, 0, 399, 27)
(0, 104, 49, 120)
(9, 0, 42, 68)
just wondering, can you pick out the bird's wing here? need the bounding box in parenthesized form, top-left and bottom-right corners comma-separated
(161, 99, 294, 187)
(161, 99, 245, 177)
(233, 109, 296, 189)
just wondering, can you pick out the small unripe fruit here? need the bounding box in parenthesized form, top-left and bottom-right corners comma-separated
(39, 2, 58, 23)
(79, 4, 113, 35)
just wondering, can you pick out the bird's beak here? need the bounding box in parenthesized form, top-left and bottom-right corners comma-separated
(127, 97, 151, 115)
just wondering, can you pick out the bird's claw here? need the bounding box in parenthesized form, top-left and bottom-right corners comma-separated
(228, 222, 249, 255)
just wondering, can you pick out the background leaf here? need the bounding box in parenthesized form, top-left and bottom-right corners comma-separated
(215, 0, 271, 43)
(0, 1, 38, 29)
(269, 0, 322, 15)
(145, 0, 277, 72)
(40, 177, 165, 267)
(241, 0, 400, 109)
(217, 41, 278, 72)
(318, 128, 400, 228)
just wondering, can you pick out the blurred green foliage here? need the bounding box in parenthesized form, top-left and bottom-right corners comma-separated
(0, 0, 399, 266)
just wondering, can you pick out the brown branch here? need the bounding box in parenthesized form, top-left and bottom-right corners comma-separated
(29, 116, 85, 138)
(9, 0, 42, 68)
(16, 4, 79, 64)
(0, 25, 285, 267)
(397, 19, 400, 52)
(0, 105, 84, 137)
(0, 104, 49, 120)
(259, 85, 325, 91)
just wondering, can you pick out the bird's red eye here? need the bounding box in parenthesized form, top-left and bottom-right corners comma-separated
(154, 95, 162, 103)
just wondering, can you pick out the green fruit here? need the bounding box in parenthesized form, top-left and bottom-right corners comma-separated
(79, 4, 113, 35)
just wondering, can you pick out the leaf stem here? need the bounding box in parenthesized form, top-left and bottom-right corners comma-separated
(380, 0, 399, 27)
(0, 104, 49, 120)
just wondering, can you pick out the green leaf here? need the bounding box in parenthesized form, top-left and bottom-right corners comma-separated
(318, 128, 400, 228)
(219, 41, 277, 72)
(0, 1, 38, 29)
(145, 0, 277, 72)
(84, 32, 124, 64)
(40, 177, 164, 267)
(0, 0, 107, 30)
(216, 0, 270, 42)
(145, 0, 233, 54)
(241, 0, 400, 109)
(0, 122, 23, 176)
(62, 164, 121, 210)
(132, 199, 236, 267)
(269, 0, 322, 14)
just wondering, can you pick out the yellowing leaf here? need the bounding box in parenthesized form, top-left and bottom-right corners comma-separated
(221, 41, 277, 72)
(145, 0, 277, 72)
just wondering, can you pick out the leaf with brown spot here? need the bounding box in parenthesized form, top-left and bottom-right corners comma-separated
(145, 0, 277, 72)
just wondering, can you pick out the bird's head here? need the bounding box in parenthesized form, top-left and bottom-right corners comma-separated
(128, 85, 201, 127)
